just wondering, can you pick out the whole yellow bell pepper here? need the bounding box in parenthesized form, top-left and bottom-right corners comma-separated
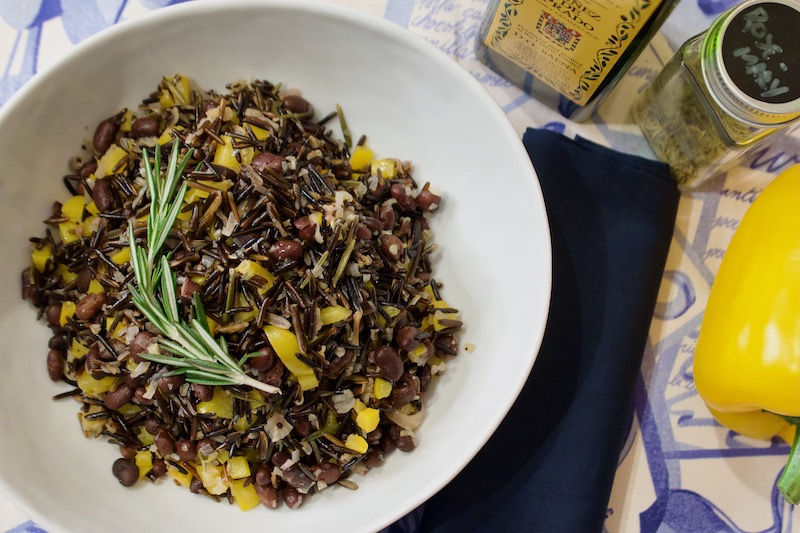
(695, 162, 800, 503)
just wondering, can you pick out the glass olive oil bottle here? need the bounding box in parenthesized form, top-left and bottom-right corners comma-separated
(478, 0, 678, 121)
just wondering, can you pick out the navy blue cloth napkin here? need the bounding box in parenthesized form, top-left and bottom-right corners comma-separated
(412, 128, 680, 532)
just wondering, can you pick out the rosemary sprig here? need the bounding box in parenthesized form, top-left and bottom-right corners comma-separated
(127, 142, 280, 395)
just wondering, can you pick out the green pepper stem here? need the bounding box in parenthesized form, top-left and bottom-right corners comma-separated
(778, 425, 800, 504)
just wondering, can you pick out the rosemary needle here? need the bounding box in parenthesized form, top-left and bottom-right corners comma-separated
(127, 142, 280, 395)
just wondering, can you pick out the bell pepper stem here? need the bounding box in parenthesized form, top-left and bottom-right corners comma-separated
(778, 425, 800, 504)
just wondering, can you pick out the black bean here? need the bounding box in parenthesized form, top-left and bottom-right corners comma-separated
(104, 383, 134, 410)
(282, 486, 304, 509)
(129, 331, 155, 363)
(355, 223, 372, 241)
(271, 451, 291, 468)
(112, 458, 139, 487)
(77, 159, 98, 178)
(119, 445, 137, 460)
(92, 178, 115, 212)
(362, 216, 383, 234)
(269, 239, 303, 261)
(143, 417, 163, 435)
(388, 372, 418, 408)
(327, 349, 354, 376)
(390, 183, 416, 211)
(291, 415, 312, 437)
(389, 423, 415, 452)
(47, 349, 64, 381)
(192, 383, 214, 402)
(311, 463, 340, 485)
(45, 303, 62, 327)
(380, 234, 403, 261)
(175, 439, 197, 461)
(158, 374, 184, 394)
(134, 386, 154, 406)
(395, 326, 420, 351)
(75, 292, 106, 320)
(283, 94, 311, 114)
(85, 346, 106, 379)
(252, 151, 284, 174)
(130, 116, 159, 138)
(255, 484, 280, 509)
(255, 464, 272, 486)
(418, 363, 432, 393)
(378, 204, 396, 230)
(416, 188, 441, 211)
(151, 458, 167, 477)
(176, 279, 201, 303)
(93, 118, 118, 154)
(283, 465, 314, 490)
(76, 269, 93, 293)
(363, 449, 384, 469)
(48, 334, 67, 351)
(374, 345, 403, 382)
(155, 429, 175, 455)
(250, 347, 275, 371)
(293, 216, 317, 243)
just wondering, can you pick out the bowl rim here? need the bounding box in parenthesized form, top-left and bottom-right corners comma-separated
(0, 1, 552, 531)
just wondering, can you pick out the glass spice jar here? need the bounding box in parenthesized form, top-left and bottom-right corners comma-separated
(633, 0, 800, 189)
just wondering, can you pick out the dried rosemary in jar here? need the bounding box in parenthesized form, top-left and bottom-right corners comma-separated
(634, 0, 800, 189)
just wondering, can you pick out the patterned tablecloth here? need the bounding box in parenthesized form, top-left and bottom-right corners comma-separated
(2, 1, 799, 532)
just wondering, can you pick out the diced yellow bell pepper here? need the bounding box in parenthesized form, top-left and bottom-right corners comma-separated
(119, 110, 133, 133)
(105, 316, 126, 339)
(167, 463, 193, 488)
(344, 434, 368, 454)
(263, 325, 319, 391)
(196, 387, 234, 419)
(213, 135, 254, 173)
(69, 338, 90, 360)
(349, 145, 373, 171)
(230, 478, 260, 511)
(320, 305, 352, 325)
(356, 407, 380, 433)
(31, 244, 52, 272)
(248, 124, 270, 141)
(233, 415, 252, 433)
(137, 426, 156, 446)
(371, 159, 396, 179)
(54, 265, 77, 284)
(88, 279, 104, 295)
(235, 259, 275, 294)
(58, 221, 80, 244)
(97, 145, 127, 177)
(183, 179, 234, 204)
(159, 75, 191, 107)
(76, 370, 116, 398)
(157, 126, 174, 145)
(135, 451, 153, 480)
(226, 456, 251, 479)
(86, 200, 99, 216)
(373, 378, 392, 400)
(61, 195, 85, 222)
(117, 403, 141, 416)
(376, 305, 401, 328)
(196, 463, 228, 495)
(407, 343, 428, 364)
(60, 301, 76, 326)
(111, 247, 131, 265)
(81, 216, 96, 237)
(432, 300, 458, 331)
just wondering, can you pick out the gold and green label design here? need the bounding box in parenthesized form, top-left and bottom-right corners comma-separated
(485, 0, 663, 105)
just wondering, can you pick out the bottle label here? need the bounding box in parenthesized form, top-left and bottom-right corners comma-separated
(721, 2, 800, 106)
(483, 0, 666, 105)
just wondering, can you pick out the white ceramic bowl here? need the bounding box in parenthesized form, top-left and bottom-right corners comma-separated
(0, 1, 550, 532)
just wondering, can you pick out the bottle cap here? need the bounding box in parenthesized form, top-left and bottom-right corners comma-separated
(702, 0, 800, 126)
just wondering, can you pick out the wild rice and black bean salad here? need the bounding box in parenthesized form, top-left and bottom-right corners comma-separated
(21, 75, 461, 511)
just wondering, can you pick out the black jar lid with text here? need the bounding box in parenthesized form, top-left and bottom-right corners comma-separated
(702, 0, 800, 126)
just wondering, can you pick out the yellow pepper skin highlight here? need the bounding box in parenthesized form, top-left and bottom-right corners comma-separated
(694, 163, 800, 503)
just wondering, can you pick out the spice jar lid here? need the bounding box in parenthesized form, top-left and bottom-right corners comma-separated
(702, 0, 800, 126)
